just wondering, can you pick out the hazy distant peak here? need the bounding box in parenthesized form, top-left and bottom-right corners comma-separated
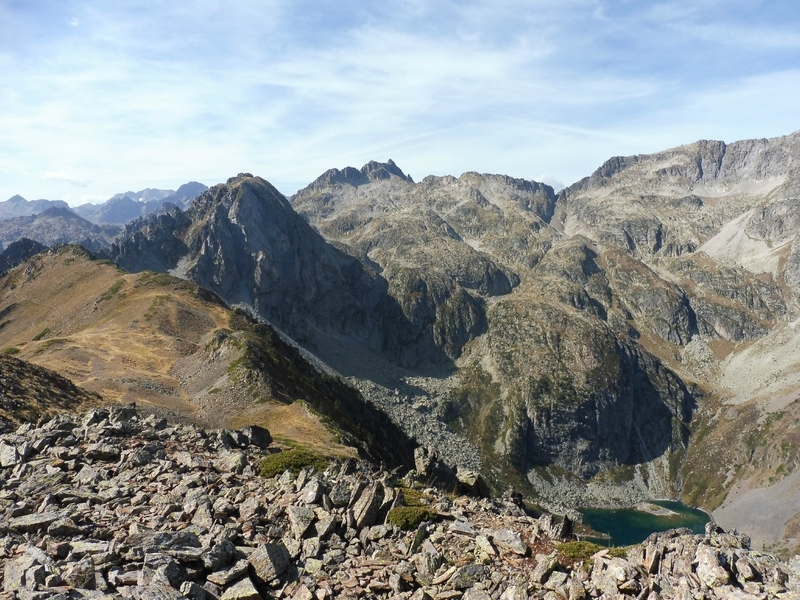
(297, 159, 414, 198)
(38, 206, 83, 220)
(0, 195, 70, 220)
(360, 159, 413, 183)
(109, 188, 174, 203)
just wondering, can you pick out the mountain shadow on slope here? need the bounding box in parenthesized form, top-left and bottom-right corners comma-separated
(110, 174, 464, 375)
(0, 238, 47, 273)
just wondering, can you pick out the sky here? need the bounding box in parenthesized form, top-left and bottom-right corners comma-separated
(1, 1, 799, 205)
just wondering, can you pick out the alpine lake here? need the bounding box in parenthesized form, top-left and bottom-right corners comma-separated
(578, 501, 710, 547)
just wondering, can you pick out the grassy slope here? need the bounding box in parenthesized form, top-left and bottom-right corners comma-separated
(0, 246, 413, 465)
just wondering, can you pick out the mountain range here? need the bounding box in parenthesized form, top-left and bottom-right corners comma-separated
(2, 131, 800, 555)
(0, 182, 208, 252)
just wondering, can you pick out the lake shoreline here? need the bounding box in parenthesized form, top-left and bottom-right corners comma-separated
(577, 500, 711, 547)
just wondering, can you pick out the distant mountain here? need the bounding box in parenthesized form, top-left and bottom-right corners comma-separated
(0, 194, 70, 220)
(73, 181, 208, 224)
(162, 181, 209, 208)
(0, 206, 120, 253)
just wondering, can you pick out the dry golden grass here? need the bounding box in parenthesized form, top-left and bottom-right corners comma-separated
(227, 401, 357, 459)
(0, 247, 355, 455)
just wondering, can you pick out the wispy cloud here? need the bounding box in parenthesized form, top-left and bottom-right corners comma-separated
(43, 170, 92, 186)
(1, 0, 799, 203)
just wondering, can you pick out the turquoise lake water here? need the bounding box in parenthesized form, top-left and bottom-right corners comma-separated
(579, 500, 710, 547)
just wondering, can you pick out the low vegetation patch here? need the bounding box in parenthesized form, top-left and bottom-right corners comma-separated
(32, 328, 50, 341)
(32, 338, 68, 355)
(137, 271, 174, 287)
(2, 347, 20, 355)
(558, 541, 628, 563)
(387, 506, 438, 530)
(258, 448, 329, 478)
(400, 487, 434, 507)
(144, 295, 172, 321)
(98, 279, 125, 302)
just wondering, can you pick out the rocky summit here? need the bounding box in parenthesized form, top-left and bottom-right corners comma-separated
(2, 404, 800, 600)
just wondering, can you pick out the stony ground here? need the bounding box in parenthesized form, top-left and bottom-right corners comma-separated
(2, 405, 800, 600)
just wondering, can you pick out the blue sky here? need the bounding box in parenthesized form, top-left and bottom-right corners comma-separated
(1, 0, 799, 204)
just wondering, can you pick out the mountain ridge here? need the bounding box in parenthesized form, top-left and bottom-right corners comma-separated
(3, 130, 800, 554)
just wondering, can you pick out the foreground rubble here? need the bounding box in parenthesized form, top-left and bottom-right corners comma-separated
(1, 405, 799, 600)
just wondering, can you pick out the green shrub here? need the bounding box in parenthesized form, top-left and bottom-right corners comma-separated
(98, 279, 125, 302)
(32, 328, 50, 341)
(400, 487, 433, 507)
(558, 541, 627, 562)
(387, 506, 438, 530)
(2, 347, 20, 355)
(258, 448, 329, 478)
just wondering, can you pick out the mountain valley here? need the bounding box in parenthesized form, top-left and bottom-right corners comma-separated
(3, 131, 800, 559)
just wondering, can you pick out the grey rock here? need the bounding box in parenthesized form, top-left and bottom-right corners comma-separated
(328, 483, 350, 507)
(47, 517, 82, 536)
(310, 513, 337, 539)
(351, 482, 384, 529)
(695, 544, 731, 588)
(248, 542, 290, 583)
(544, 570, 568, 590)
(238, 496, 261, 521)
(449, 564, 487, 589)
(304, 557, 324, 575)
(287, 505, 316, 539)
(9, 511, 64, 532)
(300, 478, 324, 504)
(456, 467, 489, 497)
(301, 537, 320, 559)
(62, 554, 96, 589)
(463, 590, 492, 600)
(491, 529, 528, 556)
(3, 554, 37, 592)
(449, 521, 477, 537)
(206, 559, 249, 587)
(0, 441, 22, 467)
(499, 584, 528, 600)
(180, 581, 212, 600)
(239, 425, 272, 449)
(220, 576, 263, 600)
(214, 451, 248, 474)
(413, 551, 443, 586)
(85, 442, 121, 461)
(203, 540, 236, 571)
(532, 553, 558, 584)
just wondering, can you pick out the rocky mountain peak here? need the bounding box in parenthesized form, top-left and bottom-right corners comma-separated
(297, 160, 414, 197)
(38, 206, 81, 221)
(360, 159, 413, 183)
(225, 172, 254, 185)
